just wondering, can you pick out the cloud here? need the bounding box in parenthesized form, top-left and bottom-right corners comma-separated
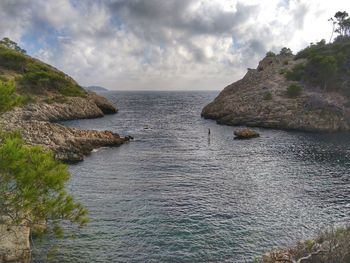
(0, 0, 350, 90)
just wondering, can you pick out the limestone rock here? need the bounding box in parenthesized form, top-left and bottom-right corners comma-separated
(0, 224, 30, 263)
(88, 91, 118, 114)
(234, 128, 260, 139)
(201, 54, 350, 132)
(0, 96, 125, 163)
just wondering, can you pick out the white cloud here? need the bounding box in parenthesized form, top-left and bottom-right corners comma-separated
(0, 0, 350, 90)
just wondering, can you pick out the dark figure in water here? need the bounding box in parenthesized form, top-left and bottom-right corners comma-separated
(208, 128, 211, 135)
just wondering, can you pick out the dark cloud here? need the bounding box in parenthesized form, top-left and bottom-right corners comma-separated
(106, 0, 259, 41)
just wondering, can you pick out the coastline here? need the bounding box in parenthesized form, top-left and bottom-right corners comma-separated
(0, 91, 128, 163)
(0, 91, 127, 262)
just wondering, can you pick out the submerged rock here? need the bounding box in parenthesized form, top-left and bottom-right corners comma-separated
(234, 128, 260, 139)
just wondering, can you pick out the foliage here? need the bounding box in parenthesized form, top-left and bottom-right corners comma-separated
(0, 80, 22, 113)
(266, 51, 276, 57)
(0, 37, 26, 54)
(285, 63, 305, 81)
(0, 45, 27, 71)
(44, 95, 68, 104)
(287, 84, 302, 98)
(263, 91, 272, 100)
(0, 39, 86, 97)
(280, 47, 293, 56)
(333, 11, 350, 39)
(0, 132, 88, 236)
(288, 28, 350, 95)
(306, 55, 338, 90)
(19, 71, 86, 97)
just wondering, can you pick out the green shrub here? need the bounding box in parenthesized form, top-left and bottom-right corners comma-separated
(285, 63, 305, 81)
(0, 80, 22, 113)
(287, 84, 302, 98)
(44, 95, 68, 104)
(0, 75, 8, 82)
(304, 55, 337, 90)
(266, 51, 276, 57)
(0, 42, 86, 98)
(279, 69, 287, 75)
(0, 46, 27, 71)
(292, 38, 350, 95)
(20, 71, 86, 97)
(280, 47, 293, 56)
(0, 132, 88, 236)
(264, 91, 273, 100)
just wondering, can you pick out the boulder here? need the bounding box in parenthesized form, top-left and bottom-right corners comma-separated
(88, 91, 118, 114)
(234, 128, 260, 139)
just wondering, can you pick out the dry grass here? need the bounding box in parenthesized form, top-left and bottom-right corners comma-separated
(262, 226, 350, 263)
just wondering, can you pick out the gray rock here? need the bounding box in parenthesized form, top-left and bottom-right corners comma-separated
(234, 128, 260, 139)
(0, 96, 125, 163)
(201, 55, 350, 132)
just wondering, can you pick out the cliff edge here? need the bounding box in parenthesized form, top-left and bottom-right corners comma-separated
(202, 47, 350, 132)
(0, 43, 126, 163)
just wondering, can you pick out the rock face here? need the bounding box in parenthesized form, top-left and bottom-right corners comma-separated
(0, 223, 30, 263)
(0, 92, 124, 260)
(202, 54, 350, 132)
(234, 128, 260, 139)
(0, 94, 126, 163)
(88, 91, 117, 114)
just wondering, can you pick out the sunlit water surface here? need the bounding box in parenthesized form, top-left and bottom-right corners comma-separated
(34, 91, 350, 262)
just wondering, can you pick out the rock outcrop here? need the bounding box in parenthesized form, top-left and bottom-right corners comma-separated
(0, 223, 30, 263)
(202, 54, 350, 132)
(0, 44, 127, 262)
(0, 92, 125, 261)
(0, 93, 126, 163)
(234, 128, 260, 139)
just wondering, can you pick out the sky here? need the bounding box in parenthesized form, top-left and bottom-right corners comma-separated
(0, 0, 349, 90)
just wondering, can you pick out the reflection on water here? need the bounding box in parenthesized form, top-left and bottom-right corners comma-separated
(34, 91, 350, 263)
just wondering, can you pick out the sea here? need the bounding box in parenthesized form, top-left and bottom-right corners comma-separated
(34, 91, 350, 263)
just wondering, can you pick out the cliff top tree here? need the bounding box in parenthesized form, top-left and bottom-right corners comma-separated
(329, 11, 350, 42)
(0, 37, 26, 54)
(280, 47, 293, 56)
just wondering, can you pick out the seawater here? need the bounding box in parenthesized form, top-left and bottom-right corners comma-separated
(34, 91, 350, 263)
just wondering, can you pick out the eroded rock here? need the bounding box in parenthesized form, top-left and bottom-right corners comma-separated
(234, 128, 260, 139)
(0, 96, 125, 163)
(201, 55, 350, 132)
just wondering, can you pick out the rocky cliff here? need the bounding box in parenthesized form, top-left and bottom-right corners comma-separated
(202, 54, 350, 132)
(0, 92, 126, 163)
(0, 44, 128, 262)
(0, 43, 127, 163)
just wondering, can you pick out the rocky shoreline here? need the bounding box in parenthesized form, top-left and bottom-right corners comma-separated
(0, 91, 128, 163)
(0, 91, 128, 262)
(202, 54, 350, 132)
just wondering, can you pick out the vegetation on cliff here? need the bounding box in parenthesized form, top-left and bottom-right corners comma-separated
(0, 38, 86, 99)
(262, 226, 350, 263)
(0, 80, 23, 113)
(0, 39, 92, 260)
(286, 12, 350, 96)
